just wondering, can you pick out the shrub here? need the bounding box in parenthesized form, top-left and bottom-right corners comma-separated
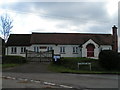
(2, 55, 27, 64)
(118, 53, 120, 70)
(99, 50, 119, 70)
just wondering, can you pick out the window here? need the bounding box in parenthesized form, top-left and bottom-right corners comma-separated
(34, 46, 39, 52)
(36, 47, 39, 52)
(47, 47, 53, 51)
(21, 47, 26, 53)
(11, 47, 17, 54)
(34, 47, 36, 52)
(73, 47, 78, 53)
(60, 47, 65, 53)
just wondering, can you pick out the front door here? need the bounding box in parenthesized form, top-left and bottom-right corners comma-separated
(86, 44, 95, 57)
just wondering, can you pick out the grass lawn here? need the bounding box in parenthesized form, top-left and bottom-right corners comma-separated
(48, 57, 120, 74)
(2, 63, 22, 68)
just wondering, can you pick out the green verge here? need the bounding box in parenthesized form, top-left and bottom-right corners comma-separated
(48, 57, 120, 74)
(48, 63, 120, 74)
(2, 64, 21, 68)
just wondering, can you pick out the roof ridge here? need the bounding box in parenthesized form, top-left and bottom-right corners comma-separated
(10, 34, 31, 35)
(32, 32, 112, 35)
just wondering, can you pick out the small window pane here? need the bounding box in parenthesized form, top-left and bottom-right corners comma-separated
(73, 47, 75, 53)
(21, 47, 23, 53)
(63, 47, 65, 52)
(47, 47, 49, 51)
(34, 47, 36, 52)
(76, 47, 78, 53)
(24, 47, 26, 52)
(37, 47, 39, 52)
(14, 47, 16, 53)
(50, 47, 53, 50)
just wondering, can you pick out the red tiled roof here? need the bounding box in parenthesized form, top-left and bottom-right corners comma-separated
(6, 33, 114, 46)
(30, 33, 113, 45)
(6, 34, 31, 46)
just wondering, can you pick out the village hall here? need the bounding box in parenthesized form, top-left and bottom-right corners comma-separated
(5, 25, 118, 59)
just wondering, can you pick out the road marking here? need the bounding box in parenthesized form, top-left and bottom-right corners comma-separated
(7, 76, 12, 79)
(43, 82, 56, 86)
(12, 77, 16, 80)
(2, 76, 73, 88)
(34, 80, 41, 83)
(60, 85, 73, 88)
(44, 82, 50, 84)
(30, 79, 34, 82)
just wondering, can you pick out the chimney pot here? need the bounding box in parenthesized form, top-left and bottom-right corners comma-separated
(112, 25, 117, 29)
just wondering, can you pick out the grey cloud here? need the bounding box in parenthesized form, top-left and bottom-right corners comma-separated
(87, 25, 111, 34)
(1, 2, 119, 51)
(1, 2, 117, 34)
(2, 2, 110, 24)
(38, 2, 110, 24)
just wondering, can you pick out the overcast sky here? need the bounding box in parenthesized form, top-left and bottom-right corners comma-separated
(0, 0, 120, 52)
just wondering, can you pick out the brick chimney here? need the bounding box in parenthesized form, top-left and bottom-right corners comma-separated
(112, 25, 118, 52)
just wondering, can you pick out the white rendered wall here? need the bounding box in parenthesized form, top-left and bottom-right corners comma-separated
(100, 45, 112, 51)
(6, 46, 30, 57)
(6, 44, 112, 58)
(29, 44, 82, 57)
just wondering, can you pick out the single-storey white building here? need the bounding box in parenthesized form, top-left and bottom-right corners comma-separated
(5, 25, 118, 59)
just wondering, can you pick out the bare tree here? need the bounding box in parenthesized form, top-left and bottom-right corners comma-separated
(0, 14, 13, 42)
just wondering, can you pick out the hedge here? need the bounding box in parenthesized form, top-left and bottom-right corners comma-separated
(99, 50, 119, 70)
(2, 55, 27, 64)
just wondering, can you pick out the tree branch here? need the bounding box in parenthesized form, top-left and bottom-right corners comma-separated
(0, 13, 13, 42)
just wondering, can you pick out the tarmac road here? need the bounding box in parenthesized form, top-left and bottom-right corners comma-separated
(2, 76, 61, 88)
(2, 62, 120, 89)
(2, 72, 119, 89)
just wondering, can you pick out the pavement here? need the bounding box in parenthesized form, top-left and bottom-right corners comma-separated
(2, 62, 120, 89)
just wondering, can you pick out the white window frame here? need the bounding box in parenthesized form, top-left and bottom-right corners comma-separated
(47, 47, 53, 51)
(21, 47, 26, 53)
(34, 46, 39, 52)
(73, 47, 78, 54)
(11, 47, 17, 54)
(60, 47, 65, 54)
